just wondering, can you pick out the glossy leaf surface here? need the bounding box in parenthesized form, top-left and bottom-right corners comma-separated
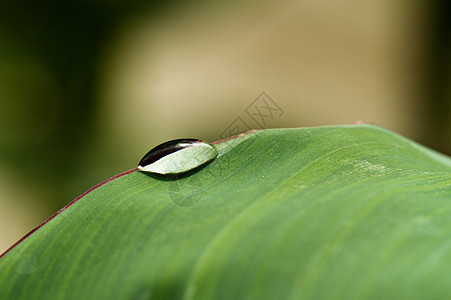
(0, 125, 450, 299)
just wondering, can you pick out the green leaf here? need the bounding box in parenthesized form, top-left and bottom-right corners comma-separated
(0, 124, 450, 299)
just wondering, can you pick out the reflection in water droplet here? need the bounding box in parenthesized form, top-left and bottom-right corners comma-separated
(137, 139, 218, 175)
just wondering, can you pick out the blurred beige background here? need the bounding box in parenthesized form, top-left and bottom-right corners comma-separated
(0, 0, 450, 253)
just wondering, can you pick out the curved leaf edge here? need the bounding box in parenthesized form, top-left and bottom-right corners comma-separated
(0, 129, 260, 259)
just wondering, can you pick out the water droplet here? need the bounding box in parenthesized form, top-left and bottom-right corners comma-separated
(137, 139, 218, 175)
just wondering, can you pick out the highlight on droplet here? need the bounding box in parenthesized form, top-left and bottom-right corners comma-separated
(137, 139, 218, 175)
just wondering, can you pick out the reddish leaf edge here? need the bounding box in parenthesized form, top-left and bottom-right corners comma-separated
(211, 130, 258, 145)
(0, 168, 137, 259)
(0, 129, 259, 260)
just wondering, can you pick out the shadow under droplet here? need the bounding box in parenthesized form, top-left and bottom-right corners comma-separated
(140, 161, 211, 181)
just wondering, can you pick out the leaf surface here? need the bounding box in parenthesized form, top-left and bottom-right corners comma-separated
(0, 125, 450, 299)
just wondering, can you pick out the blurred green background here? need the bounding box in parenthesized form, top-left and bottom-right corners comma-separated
(0, 0, 450, 253)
